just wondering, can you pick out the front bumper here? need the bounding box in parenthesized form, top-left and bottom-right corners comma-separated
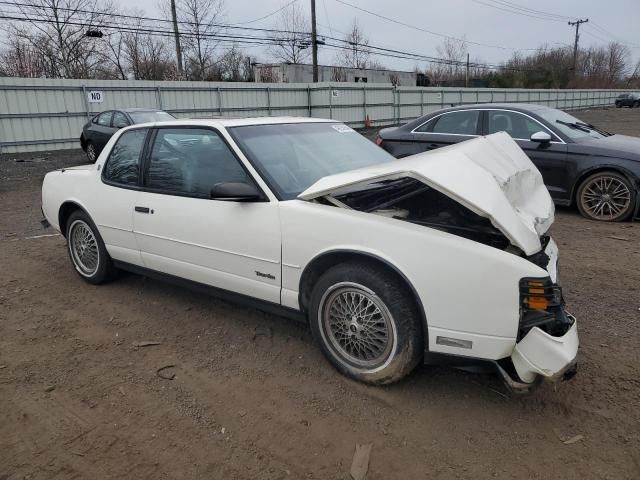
(495, 312, 578, 392)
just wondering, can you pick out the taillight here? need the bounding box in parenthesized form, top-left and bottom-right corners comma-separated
(375, 136, 383, 146)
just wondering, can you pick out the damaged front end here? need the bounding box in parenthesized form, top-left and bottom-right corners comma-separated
(299, 132, 578, 391)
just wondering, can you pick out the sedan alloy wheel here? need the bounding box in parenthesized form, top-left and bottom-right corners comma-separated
(86, 143, 97, 163)
(577, 172, 635, 221)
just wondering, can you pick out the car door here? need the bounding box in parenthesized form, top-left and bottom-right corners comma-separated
(112, 110, 131, 131)
(90, 111, 117, 149)
(97, 127, 149, 266)
(411, 109, 482, 153)
(132, 126, 282, 304)
(485, 110, 571, 203)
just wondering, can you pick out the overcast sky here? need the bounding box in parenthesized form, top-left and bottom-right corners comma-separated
(127, 0, 640, 71)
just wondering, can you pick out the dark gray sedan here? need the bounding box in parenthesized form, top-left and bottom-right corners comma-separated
(80, 108, 174, 163)
(376, 104, 640, 221)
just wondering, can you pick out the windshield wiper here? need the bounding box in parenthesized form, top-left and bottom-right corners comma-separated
(555, 120, 591, 133)
(574, 121, 611, 137)
(556, 119, 610, 136)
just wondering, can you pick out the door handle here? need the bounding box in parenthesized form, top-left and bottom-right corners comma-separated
(134, 206, 151, 214)
(427, 143, 440, 149)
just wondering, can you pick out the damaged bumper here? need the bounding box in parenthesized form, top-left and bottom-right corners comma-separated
(496, 313, 578, 392)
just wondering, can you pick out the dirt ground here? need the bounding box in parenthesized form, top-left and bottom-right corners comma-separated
(1, 107, 639, 479)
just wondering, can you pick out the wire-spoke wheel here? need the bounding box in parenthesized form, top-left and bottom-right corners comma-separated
(69, 220, 100, 276)
(577, 172, 635, 222)
(65, 210, 115, 284)
(86, 143, 97, 163)
(309, 262, 423, 385)
(320, 283, 395, 369)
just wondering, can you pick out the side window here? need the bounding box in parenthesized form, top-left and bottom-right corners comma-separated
(95, 111, 112, 126)
(112, 111, 130, 128)
(488, 111, 555, 140)
(430, 110, 480, 135)
(103, 128, 148, 186)
(145, 128, 250, 197)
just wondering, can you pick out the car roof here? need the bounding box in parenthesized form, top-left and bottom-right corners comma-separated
(129, 116, 338, 129)
(122, 108, 168, 113)
(400, 103, 551, 130)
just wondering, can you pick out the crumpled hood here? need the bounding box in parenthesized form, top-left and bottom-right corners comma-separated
(299, 132, 554, 255)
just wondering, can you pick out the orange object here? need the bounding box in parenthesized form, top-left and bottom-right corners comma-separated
(365, 114, 371, 129)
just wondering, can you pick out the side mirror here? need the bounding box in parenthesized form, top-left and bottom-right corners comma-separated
(210, 182, 262, 202)
(530, 131, 552, 143)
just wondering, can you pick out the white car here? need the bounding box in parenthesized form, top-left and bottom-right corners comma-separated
(41, 117, 578, 390)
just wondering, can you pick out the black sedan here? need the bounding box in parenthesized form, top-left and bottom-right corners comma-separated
(615, 93, 640, 108)
(376, 104, 640, 221)
(80, 108, 174, 163)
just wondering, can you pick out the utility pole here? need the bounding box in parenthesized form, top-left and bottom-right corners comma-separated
(568, 18, 588, 75)
(170, 0, 183, 79)
(465, 52, 470, 88)
(311, 0, 318, 82)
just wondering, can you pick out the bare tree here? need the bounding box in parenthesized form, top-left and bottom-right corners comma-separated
(0, 36, 52, 77)
(219, 45, 243, 81)
(435, 37, 467, 82)
(627, 60, 640, 88)
(101, 31, 128, 79)
(335, 20, 370, 69)
(7, 0, 113, 78)
(172, 0, 225, 80)
(268, 2, 311, 64)
(123, 18, 177, 81)
(605, 42, 630, 86)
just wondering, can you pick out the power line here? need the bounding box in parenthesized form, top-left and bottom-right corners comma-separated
(0, 0, 310, 37)
(230, 0, 299, 25)
(0, 10, 562, 73)
(470, 0, 568, 22)
(588, 22, 640, 48)
(333, 0, 542, 51)
(0, 3, 580, 75)
(475, 0, 573, 21)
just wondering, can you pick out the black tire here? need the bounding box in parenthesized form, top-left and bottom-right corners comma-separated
(576, 171, 636, 222)
(615, 102, 622, 108)
(308, 261, 423, 385)
(85, 141, 98, 163)
(634, 101, 640, 108)
(65, 210, 116, 284)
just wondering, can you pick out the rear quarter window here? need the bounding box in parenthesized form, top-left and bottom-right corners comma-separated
(103, 129, 148, 186)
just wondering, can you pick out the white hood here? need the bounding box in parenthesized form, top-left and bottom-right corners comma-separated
(299, 132, 554, 255)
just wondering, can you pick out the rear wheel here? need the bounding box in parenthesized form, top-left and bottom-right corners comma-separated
(66, 210, 116, 284)
(85, 142, 98, 163)
(634, 101, 640, 108)
(309, 262, 423, 385)
(576, 171, 636, 222)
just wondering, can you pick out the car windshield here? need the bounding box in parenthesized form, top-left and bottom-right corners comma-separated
(229, 122, 394, 200)
(128, 111, 175, 123)
(536, 108, 607, 141)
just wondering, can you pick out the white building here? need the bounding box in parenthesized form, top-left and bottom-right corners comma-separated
(253, 63, 427, 86)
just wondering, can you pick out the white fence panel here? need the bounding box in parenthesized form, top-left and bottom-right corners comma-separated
(0, 77, 637, 153)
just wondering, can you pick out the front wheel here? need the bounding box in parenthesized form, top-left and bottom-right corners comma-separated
(576, 171, 636, 222)
(309, 262, 423, 385)
(66, 210, 116, 284)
